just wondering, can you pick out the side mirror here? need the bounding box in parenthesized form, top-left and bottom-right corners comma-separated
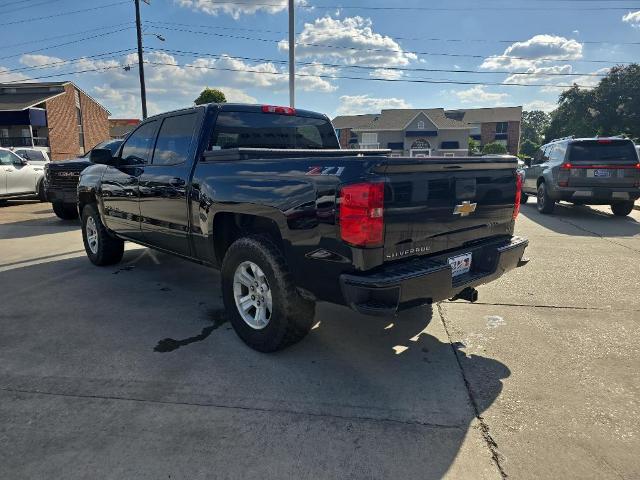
(90, 148, 116, 165)
(13, 157, 28, 166)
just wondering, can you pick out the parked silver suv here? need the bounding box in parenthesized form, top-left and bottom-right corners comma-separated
(521, 137, 640, 216)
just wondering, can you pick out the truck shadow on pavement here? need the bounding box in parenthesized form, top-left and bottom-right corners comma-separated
(0, 249, 511, 479)
(520, 201, 640, 237)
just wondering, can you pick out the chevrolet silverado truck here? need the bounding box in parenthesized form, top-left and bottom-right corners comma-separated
(77, 103, 529, 352)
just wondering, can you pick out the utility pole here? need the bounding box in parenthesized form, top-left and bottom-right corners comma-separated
(134, 0, 147, 119)
(288, 0, 295, 108)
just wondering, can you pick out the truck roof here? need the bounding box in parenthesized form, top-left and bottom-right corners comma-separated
(144, 103, 330, 122)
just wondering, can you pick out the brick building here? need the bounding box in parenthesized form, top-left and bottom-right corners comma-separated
(109, 118, 140, 139)
(0, 81, 110, 160)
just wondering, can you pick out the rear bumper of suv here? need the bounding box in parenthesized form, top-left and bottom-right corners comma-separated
(550, 185, 640, 204)
(340, 236, 528, 316)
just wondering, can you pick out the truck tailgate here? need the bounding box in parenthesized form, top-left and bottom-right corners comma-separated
(380, 157, 518, 262)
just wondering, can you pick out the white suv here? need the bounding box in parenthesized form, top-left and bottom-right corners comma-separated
(0, 147, 46, 203)
(12, 148, 50, 166)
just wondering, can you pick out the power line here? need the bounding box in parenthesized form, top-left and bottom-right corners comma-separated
(0, 49, 135, 78)
(3, 1, 130, 26)
(144, 19, 640, 47)
(0, 0, 66, 15)
(2, 23, 134, 49)
(147, 46, 609, 78)
(0, 26, 135, 60)
(147, 24, 635, 66)
(180, 0, 640, 10)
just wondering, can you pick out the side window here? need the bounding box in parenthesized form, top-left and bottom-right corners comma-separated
(551, 142, 568, 163)
(533, 148, 544, 164)
(542, 146, 552, 163)
(0, 150, 15, 165)
(120, 121, 158, 165)
(152, 113, 198, 166)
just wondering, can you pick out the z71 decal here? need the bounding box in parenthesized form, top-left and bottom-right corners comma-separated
(306, 166, 345, 176)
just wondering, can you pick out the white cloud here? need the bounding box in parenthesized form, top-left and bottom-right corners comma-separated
(504, 64, 574, 85)
(370, 68, 403, 80)
(481, 34, 583, 70)
(538, 67, 609, 93)
(452, 86, 510, 105)
(523, 100, 557, 112)
(19, 54, 64, 68)
(622, 10, 640, 27)
(336, 94, 411, 115)
(0, 66, 30, 82)
(174, 0, 303, 19)
(280, 16, 416, 76)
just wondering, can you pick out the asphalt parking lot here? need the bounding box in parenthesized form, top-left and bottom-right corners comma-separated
(1, 200, 639, 479)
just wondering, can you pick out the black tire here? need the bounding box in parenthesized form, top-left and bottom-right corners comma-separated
(221, 235, 316, 352)
(81, 203, 124, 266)
(520, 192, 528, 204)
(611, 201, 634, 217)
(52, 201, 79, 220)
(537, 182, 555, 214)
(37, 179, 47, 202)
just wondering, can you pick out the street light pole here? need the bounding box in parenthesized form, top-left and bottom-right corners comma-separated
(288, 0, 295, 108)
(134, 0, 147, 119)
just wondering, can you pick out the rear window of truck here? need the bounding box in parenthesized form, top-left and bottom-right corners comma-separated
(209, 112, 339, 150)
(567, 141, 637, 163)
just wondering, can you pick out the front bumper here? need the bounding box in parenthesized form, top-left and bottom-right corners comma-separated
(340, 236, 529, 316)
(46, 188, 78, 204)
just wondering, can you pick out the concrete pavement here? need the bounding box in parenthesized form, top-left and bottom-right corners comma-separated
(0, 199, 639, 479)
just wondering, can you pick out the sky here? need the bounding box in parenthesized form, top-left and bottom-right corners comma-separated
(1, 0, 639, 119)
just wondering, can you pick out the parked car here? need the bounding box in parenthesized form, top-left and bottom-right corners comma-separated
(12, 148, 50, 166)
(0, 147, 46, 203)
(522, 137, 640, 216)
(77, 103, 529, 352)
(45, 139, 123, 219)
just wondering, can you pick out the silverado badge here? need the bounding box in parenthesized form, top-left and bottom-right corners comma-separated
(453, 201, 477, 216)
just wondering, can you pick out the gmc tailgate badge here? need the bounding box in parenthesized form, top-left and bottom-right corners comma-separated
(454, 201, 477, 216)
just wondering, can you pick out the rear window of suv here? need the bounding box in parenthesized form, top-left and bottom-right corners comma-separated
(210, 111, 339, 150)
(567, 140, 637, 163)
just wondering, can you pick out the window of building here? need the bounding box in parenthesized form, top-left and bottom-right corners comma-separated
(361, 132, 378, 146)
(417, 120, 425, 130)
(120, 121, 158, 165)
(496, 122, 508, 134)
(152, 114, 198, 166)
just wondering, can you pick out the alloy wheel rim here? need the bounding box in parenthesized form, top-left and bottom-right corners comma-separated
(233, 261, 273, 330)
(86, 217, 99, 254)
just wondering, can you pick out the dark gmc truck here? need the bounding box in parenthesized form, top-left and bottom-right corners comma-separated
(78, 103, 529, 352)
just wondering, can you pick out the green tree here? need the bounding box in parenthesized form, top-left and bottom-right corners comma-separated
(194, 88, 227, 105)
(519, 139, 539, 158)
(482, 142, 508, 155)
(468, 138, 480, 155)
(521, 110, 551, 145)
(545, 85, 596, 142)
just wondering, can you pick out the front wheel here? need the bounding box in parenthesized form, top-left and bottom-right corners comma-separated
(81, 204, 124, 266)
(52, 201, 78, 220)
(37, 180, 47, 202)
(520, 192, 528, 204)
(537, 183, 555, 214)
(221, 235, 316, 352)
(611, 201, 634, 217)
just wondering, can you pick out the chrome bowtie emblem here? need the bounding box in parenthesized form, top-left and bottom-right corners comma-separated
(453, 201, 477, 216)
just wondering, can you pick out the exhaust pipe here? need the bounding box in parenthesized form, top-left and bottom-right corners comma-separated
(450, 287, 479, 303)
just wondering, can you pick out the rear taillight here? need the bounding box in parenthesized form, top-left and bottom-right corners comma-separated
(513, 173, 523, 219)
(261, 105, 296, 115)
(339, 182, 384, 247)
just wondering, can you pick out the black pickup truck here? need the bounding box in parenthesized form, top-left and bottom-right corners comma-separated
(78, 103, 528, 352)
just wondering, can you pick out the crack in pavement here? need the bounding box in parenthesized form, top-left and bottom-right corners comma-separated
(437, 302, 508, 479)
(443, 301, 640, 313)
(553, 215, 640, 254)
(0, 386, 464, 432)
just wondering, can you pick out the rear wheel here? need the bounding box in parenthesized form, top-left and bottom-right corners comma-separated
(52, 201, 79, 220)
(611, 201, 634, 217)
(520, 193, 528, 204)
(221, 235, 315, 352)
(537, 182, 555, 214)
(81, 203, 124, 266)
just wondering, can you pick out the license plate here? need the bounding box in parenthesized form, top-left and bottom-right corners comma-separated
(448, 252, 472, 277)
(593, 169, 611, 178)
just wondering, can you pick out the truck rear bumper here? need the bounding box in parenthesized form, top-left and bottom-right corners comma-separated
(340, 236, 528, 316)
